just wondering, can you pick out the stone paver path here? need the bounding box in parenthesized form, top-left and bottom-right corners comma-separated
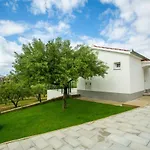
(1, 106, 150, 150)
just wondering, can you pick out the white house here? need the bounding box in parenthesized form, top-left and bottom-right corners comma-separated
(77, 45, 150, 102)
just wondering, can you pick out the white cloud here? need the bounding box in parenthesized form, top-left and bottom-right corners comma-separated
(100, 0, 150, 35)
(30, 0, 87, 15)
(36, 21, 70, 34)
(0, 20, 28, 36)
(100, 19, 128, 40)
(80, 35, 105, 46)
(99, 8, 119, 20)
(99, 0, 150, 57)
(100, 0, 136, 22)
(18, 37, 32, 45)
(0, 36, 21, 75)
(133, 17, 150, 35)
(19, 21, 70, 44)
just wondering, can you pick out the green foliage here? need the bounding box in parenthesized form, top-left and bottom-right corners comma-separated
(13, 37, 108, 87)
(31, 84, 46, 102)
(13, 39, 47, 86)
(74, 45, 108, 78)
(0, 76, 31, 108)
(45, 38, 108, 88)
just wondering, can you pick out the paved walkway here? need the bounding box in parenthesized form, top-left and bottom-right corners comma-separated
(124, 96, 150, 107)
(1, 106, 150, 150)
(78, 96, 150, 107)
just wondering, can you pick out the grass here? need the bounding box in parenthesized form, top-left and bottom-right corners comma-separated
(0, 98, 133, 144)
(0, 97, 46, 112)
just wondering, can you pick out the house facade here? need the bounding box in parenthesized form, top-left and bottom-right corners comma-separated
(77, 46, 150, 102)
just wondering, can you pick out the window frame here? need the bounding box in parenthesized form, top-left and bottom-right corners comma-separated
(114, 62, 121, 70)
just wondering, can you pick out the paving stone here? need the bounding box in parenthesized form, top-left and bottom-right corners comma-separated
(113, 118, 129, 124)
(124, 133, 149, 146)
(64, 136, 80, 147)
(31, 135, 41, 141)
(90, 141, 113, 150)
(129, 142, 150, 150)
(81, 124, 94, 131)
(7, 141, 23, 150)
(147, 124, 150, 129)
(0, 148, 8, 150)
(104, 119, 116, 124)
(138, 121, 149, 127)
(65, 130, 80, 138)
(118, 127, 140, 135)
(69, 126, 81, 131)
(106, 134, 131, 146)
(41, 132, 54, 140)
(99, 130, 111, 137)
(48, 137, 63, 149)
(104, 128, 125, 136)
(91, 122, 106, 128)
(78, 136, 94, 148)
(127, 120, 140, 126)
(90, 134, 105, 144)
(59, 145, 73, 150)
(103, 120, 119, 129)
(0, 145, 8, 150)
(139, 132, 150, 140)
(147, 142, 150, 148)
(109, 143, 132, 150)
(74, 146, 86, 150)
(19, 139, 35, 150)
(118, 122, 133, 128)
(33, 137, 49, 149)
(28, 148, 37, 150)
(42, 145, 53, 150)
(104, 123, 120, 129)
(77, 129, 96, 139)
(0, 144, 7, 150)
(52, 131, 66, 139)
(134, 125, 150, 133)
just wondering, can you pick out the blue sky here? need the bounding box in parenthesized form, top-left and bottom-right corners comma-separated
(0, 0, 150, 75)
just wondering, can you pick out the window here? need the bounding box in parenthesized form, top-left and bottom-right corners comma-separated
(114, 62, 121, 70)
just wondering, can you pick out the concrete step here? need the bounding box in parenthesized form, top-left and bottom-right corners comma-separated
(143, 93, 150, 96)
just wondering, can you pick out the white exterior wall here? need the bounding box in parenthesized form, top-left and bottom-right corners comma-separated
(129, 56, 145, 93)
(78, 50, 131, 94)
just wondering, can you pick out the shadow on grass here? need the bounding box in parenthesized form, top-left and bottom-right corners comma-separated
(0, 124, 4, 130)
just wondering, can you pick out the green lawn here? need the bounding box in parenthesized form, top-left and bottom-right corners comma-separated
(0, 98, 133, 144)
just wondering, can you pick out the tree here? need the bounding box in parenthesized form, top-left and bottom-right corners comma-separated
(0, 76, 30, 108)
(0, 82, 6, 105)
(13, 37, 108, 109)
(13, 39, 48, 102)
(31, 84, 46, 102)
(45, 38, 108, 109)
(13, 39, 47, 86)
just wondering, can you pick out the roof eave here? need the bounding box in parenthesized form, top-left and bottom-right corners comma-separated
(131, 50, 150, 61)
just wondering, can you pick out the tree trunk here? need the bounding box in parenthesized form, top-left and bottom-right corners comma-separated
(11, 100, 19, 108)
(37, 94, 42, 103)
(63, 86, 68, 110)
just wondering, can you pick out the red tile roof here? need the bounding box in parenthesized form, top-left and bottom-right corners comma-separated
(93, 45, 130, 52)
